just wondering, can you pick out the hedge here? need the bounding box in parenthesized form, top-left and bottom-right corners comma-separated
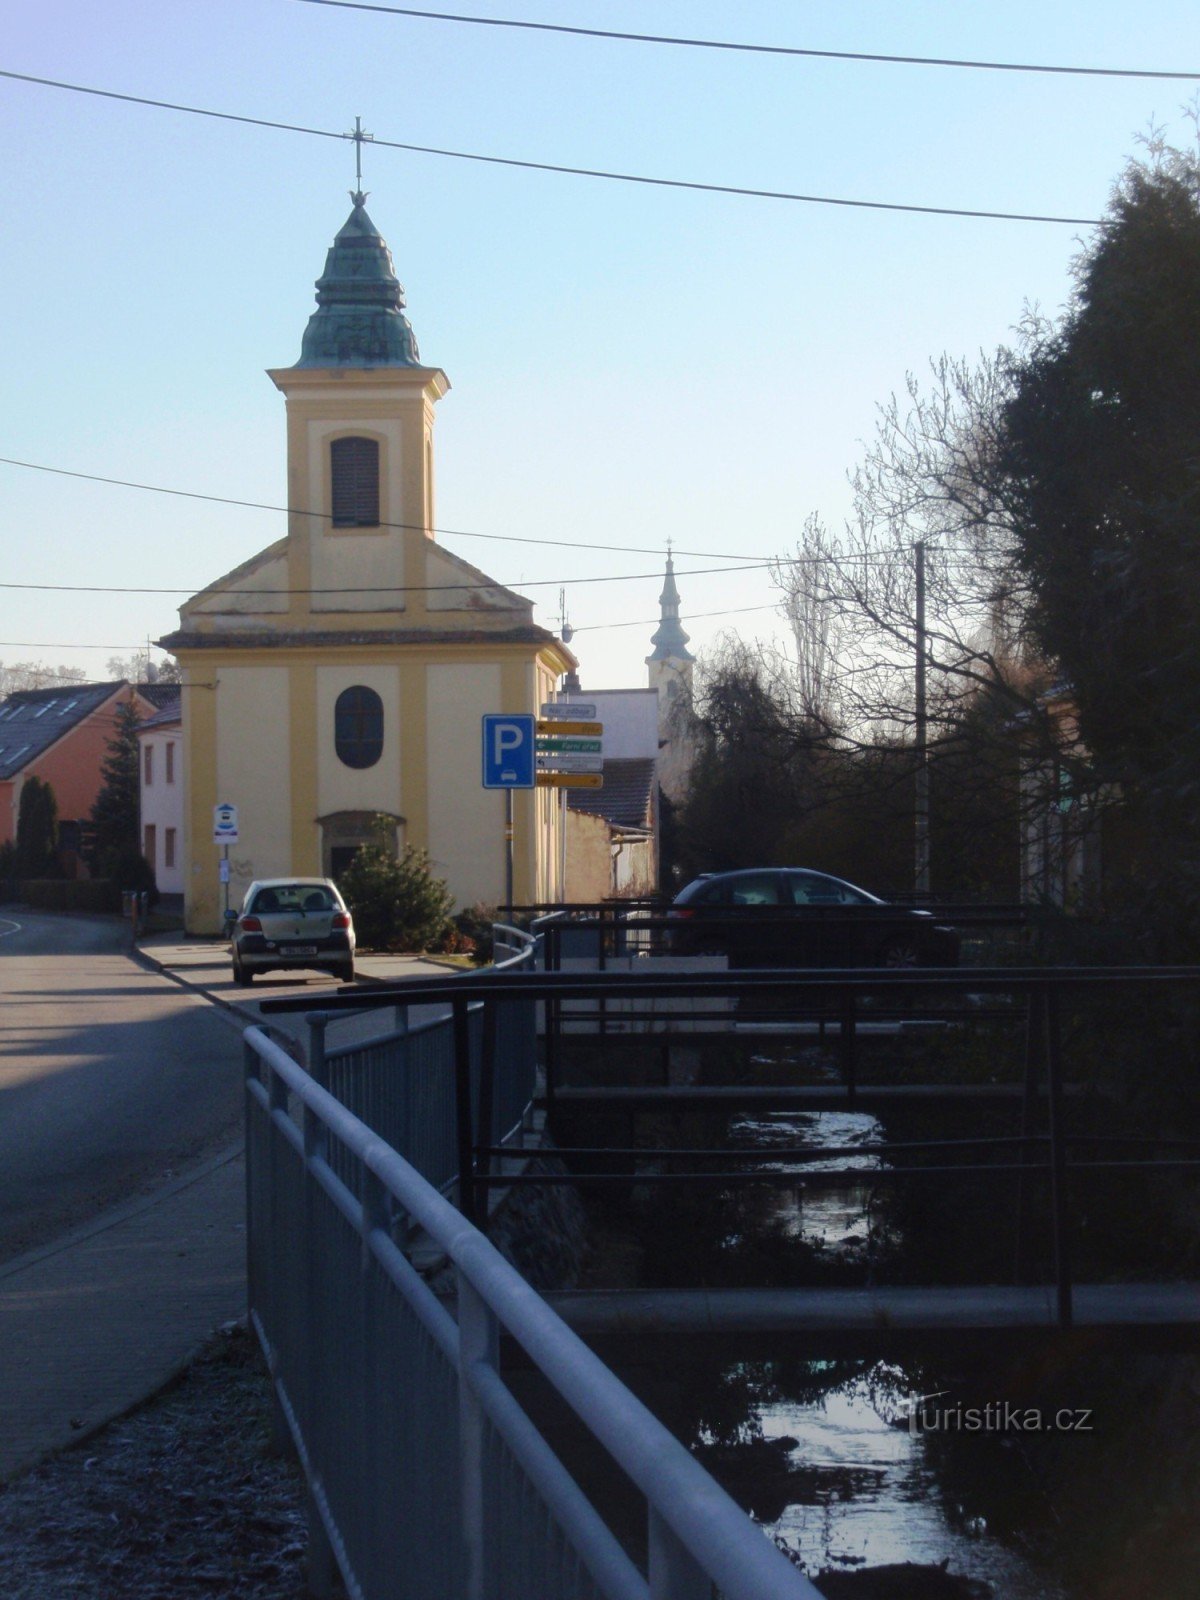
(17, 879, 123, 913)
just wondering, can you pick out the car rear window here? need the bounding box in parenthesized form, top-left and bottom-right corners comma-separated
(251, 885, 335, 914)
(728, 874, 783, 905)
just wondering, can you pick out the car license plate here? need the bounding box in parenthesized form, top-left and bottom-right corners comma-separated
(291, 945, 319, 957)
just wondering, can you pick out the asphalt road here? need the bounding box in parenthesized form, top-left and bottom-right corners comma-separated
(0, 913, 247, 1264)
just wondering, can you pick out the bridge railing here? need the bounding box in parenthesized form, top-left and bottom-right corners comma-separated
(244, 1024, 822, 1600)
(302, 922, 539, 1198)
(263, 963, 1200, 1330)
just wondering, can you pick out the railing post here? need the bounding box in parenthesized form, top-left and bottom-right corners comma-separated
(840, 990, 858, 1107)
(476, 997, 499, 1221)
(307, 1013, 329, 1088)
(1014, 986, 1042, 1285)
(1044, 983, 1073, 1328)
(457, 1274, 500, 1600)
(453, 998, 477, 1224)
(648, 1506, 710, 1599)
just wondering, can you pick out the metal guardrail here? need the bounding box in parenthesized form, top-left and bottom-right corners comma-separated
(244, 1025, 821, 1600)
(263, 962, 1200, 1333)
(301, 923, 540, 1198)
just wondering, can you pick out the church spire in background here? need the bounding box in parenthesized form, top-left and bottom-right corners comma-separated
(647, 543, 694, 663)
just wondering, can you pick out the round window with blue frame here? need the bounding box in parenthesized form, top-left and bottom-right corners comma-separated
(335, 685, 384, 769)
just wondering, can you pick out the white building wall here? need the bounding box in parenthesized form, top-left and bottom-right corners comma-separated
(138, 723, 184, 895)
(559, 688, 659, 758)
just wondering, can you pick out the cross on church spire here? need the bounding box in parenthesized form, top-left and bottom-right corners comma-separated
(345, 115, 374, 198)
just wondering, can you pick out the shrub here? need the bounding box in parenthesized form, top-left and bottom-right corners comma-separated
(20, 879, 123, 913)
(96, 846, 159, 908)
(454, 902, 498, 966)
(339, 827, 455, 952)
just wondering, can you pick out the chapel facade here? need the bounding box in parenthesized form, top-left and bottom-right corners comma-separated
(162, 193, 572, 933)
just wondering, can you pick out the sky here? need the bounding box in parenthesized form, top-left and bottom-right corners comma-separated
(1, 1, 1197, 692)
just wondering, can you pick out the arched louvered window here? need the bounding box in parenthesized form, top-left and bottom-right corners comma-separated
(334, 686, 384, 769)
(331, 436, 380, 527)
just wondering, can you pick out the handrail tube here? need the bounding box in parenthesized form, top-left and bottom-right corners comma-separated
(245, 1027, 821, 1600)
(260, 964, 1200, 1015)
(463, 1158, 1200, 1188)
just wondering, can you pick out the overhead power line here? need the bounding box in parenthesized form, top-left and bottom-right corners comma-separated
(294, 0, 1200, 82)
(0, 560, 774, 599)
(0, 69, 1103, 225)
(0, 457, 761, 564)
(0, 601, 780, 649)
(570, 602, 779, 633)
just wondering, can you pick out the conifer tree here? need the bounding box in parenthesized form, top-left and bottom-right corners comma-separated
(90, 699, 145, 876)
(16, 776, 59, 878)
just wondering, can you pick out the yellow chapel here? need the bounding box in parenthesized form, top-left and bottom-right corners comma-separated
(162, 192, 573, 934)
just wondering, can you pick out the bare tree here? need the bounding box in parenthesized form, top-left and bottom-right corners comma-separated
(0, 661, 89, 696)
(769, 354, 1087, 896)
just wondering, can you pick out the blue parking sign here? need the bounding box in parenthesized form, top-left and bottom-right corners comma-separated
(482, 714, 536, 788)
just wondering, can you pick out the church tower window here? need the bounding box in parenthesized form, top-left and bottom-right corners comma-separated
(331, 436, 380, 527)
(334, 685, 384, 768)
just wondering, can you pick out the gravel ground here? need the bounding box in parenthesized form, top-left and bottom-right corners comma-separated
(0, 1324, 312, 1600)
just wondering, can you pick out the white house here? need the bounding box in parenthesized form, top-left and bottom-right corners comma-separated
(137, 696, 183, 898)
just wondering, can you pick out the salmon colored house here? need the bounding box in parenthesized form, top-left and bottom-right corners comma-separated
(0, 682, 163, 862)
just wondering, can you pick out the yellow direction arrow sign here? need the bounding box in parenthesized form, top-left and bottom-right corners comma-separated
(536, 719, 602, 737)
(536, 772, 604, 789)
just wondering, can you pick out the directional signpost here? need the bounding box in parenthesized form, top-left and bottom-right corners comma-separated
(481, 715, 537, 917)
(538, 703, 606, 891)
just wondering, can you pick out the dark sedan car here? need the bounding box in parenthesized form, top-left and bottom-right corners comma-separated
(667, 868, 959, 969)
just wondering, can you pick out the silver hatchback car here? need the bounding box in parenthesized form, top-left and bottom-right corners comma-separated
(230, 878, 356, 985)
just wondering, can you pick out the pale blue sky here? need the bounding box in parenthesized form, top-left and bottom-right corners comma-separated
(2, 1, 1195, 689)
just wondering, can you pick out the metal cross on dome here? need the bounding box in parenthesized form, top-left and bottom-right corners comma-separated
(345, 115, 374, 194)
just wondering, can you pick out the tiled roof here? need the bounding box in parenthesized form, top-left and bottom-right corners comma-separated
(0, 683, 121, 781)
(138, 682, 182, 709)
(137, 696, 182, 731)
(568, 757, 656, 831)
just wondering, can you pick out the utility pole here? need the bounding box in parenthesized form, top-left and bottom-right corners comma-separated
(914, 540, 931, 896)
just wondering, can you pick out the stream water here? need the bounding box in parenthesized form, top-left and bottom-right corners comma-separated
(603, 1105, 1070, 1597)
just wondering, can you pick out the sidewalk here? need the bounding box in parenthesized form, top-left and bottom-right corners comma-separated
(0, 933, 458, 1484)
(0, 1145, 246, 1483)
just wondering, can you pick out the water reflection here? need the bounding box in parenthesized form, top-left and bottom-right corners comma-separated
(707, 1112, 1064, 1595)
(751, 1367, 1062, 1597)
(729, 1109, 886, 1250)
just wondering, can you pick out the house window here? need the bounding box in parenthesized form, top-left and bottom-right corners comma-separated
(166, 742, 175, 784)
(143, 824, 157, 867)
(331, 436, 380, 527)
(164, 828, 176, 869)
(144, 745, 153, 785)
(334, 686, 384, 769)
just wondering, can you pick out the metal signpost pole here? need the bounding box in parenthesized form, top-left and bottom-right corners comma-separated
(505, 789, 514, 924)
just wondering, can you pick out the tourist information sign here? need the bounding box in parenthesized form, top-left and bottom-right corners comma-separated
(535, 720, 602, 738)
(536, 772, 604, 789)
(537, 736, 602, 755)
(540, 701, 596, 720)
(536, 754, 604, 773)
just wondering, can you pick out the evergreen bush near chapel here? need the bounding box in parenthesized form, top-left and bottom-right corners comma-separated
(339, 824, 455, 952)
